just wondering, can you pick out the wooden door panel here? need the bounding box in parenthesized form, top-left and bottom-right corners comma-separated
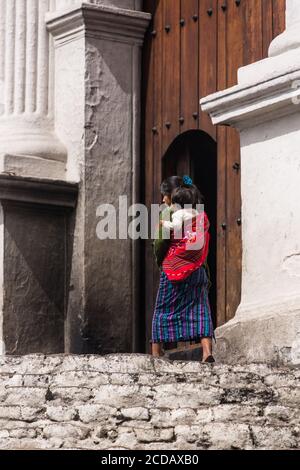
(180, 0, 199, 132)
(153, 0, 163, 205)
(262, 0, 274, 59)
(244, 0, 263, 64)
(273, 0, 286, 37)
(199, 0, 218, 140)
(142, 0, 158, 353)
(142, 0, 286, 351)
(224, 0, 244, 321)
(216, 0, 227, 326)
(162, 0, 181, 155)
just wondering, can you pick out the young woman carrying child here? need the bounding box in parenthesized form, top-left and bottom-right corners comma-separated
(151, 175, 215, 363)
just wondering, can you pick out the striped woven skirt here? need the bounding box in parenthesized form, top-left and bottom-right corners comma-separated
(152, 266, 214, 344)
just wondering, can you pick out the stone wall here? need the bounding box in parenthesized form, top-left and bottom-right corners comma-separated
(0, 354, 299, 450)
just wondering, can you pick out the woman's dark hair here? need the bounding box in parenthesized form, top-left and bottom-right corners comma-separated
(160, 176, 183, 196)
(160, 175, 204, 205)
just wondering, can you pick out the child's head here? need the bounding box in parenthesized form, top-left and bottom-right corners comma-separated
(171, 176, 203, 209)
(161, 175, 203, 208)
(171, 186, 195, 209)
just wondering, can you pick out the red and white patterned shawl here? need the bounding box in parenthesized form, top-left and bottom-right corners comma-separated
(162, 211, 210, 282)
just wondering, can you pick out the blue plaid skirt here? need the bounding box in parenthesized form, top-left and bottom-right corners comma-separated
(152, 266, 214, 343)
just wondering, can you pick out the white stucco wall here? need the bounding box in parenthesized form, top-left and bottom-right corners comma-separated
(240, 113, 300, 309)
(200, 0, 300, 364)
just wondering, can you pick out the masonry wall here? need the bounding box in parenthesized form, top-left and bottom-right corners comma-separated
(0, 354, 299, 450)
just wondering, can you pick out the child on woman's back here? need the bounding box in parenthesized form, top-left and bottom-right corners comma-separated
(161, 186, 198, 236)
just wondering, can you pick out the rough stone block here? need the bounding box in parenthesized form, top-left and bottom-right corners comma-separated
(120, 407, 149, 421)
(43, 423, 91, 440)
(250, 425, 299, 449)
(150, 408, 197, 427)
(0, 406, 21, 420)
(46, 406, 77, 422)
(77, 404, 118, 424)
(135, 427, 175, 443)
(4, 388, 47, 407)
(175, 423, 252, 450)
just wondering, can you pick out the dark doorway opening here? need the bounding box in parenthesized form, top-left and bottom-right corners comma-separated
(162, 129, 217, 329)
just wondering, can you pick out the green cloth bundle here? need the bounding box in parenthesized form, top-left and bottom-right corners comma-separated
(153, 206, 174, 268)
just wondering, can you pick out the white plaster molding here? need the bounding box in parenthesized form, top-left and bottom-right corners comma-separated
(46, 2, 151, 47)
(200, 0, 300, 130)
(0, 153, 66, 180)
(200, 65, 300, 130)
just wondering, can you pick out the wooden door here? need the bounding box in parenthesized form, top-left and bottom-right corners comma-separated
(141, 0, 286, 354)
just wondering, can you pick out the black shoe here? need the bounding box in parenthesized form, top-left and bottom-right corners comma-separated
(203, 355, 215, 363)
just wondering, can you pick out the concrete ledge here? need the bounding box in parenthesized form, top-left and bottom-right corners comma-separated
(0, 174, 78, 208)
(0, 154, 67, 181)
(214, 309, 300, 366)
(46, 2, 151, 47)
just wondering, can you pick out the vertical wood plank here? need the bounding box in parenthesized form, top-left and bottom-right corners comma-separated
(216, 0, 227, 326)
(162, 0, 181, 155)
(273, 0, 286, 38)
(152, 0, 164, 336)
(244, 0, 263, 65)
(153, 0, 163, 204)
(226, 0, 243, 88)
(180, 0, 199, 132)
(262, 0, 274, 58)
(199, 0, 218, 140)
(225, 0, 243, 322)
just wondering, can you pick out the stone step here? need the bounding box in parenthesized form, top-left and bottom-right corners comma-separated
(0, 354, 299, 450)
(164, 344, 202, 361)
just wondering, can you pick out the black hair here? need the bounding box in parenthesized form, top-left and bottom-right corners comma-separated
(160, 175, 204, 206)
(160, 176, 183, 196)
(171, 186, 195, 209)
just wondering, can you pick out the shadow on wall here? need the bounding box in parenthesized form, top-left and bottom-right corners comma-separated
(3, 202, 75, 355)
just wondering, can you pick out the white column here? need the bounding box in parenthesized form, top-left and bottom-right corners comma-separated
(0, 0, 67, 179)
(201, 0, 300, 365)
(285, 0, 300, 27)
(269, 0, 300, 56)
(0, 2, 5, 111)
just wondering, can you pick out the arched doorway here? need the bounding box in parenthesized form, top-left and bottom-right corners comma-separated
(162, 130, 217, 330)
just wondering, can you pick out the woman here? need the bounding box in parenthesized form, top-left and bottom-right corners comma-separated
(151, 176, 215, 363)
